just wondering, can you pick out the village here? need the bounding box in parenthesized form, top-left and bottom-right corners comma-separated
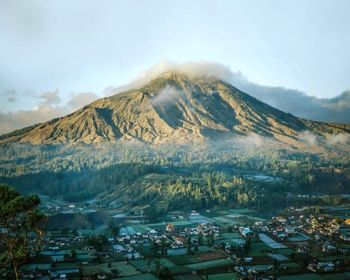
(6, 204, 350, 280)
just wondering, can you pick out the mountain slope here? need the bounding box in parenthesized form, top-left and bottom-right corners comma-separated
(1, 71, 349, 146)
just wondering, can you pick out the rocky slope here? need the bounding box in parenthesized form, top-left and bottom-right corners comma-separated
(1, 71, 349, 147)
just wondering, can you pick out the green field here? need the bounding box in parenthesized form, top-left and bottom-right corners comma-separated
(117, 273, 158, 280)
(212, 216, 234, 225)
(168, 255, 199, 265)
(197, 246, 215, 253)
(244, 215, 265, 222)
(280, 273, 350, 280)
(319, 255, 350, 261)
(130, 224, 150, 234)
(55, 262, 80, 269)
(186, 258, 234, 270)
(228, 209, 256, 215)
(248, 242, 271, 257)
(279, 274, 325, 280)
(130, 259, 156, 273)
(159, 257, 176, 268)
(275, 248, 295, 256)
(220, 232, 243, 239)
(280, 262, 301, 269)
(218, 232, 245, 246)
(167, 248, 188, 256)
(83, 261, 140, 276)
(203, 272, 239, 280)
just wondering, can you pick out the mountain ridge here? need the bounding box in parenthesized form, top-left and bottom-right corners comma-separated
(1, 70, 350, 147)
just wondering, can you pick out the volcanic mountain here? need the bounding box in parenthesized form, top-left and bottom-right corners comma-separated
(1, 71, 349, 147)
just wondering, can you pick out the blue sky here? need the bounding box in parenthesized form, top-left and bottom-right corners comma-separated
(0, 0, 349, 132)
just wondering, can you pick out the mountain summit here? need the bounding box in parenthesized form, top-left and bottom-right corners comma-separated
(1, 70, 349, 146)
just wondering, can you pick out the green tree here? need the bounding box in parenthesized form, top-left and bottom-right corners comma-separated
(158, 267, 172, 279)
(151, 240, 159, 256)
(0, 184, 46, 280)
(155, 260, 161, 275)
(207, 233, 214, 247)
(160, 238, 168, 256)
(244, 236, 251, 254)
(198, 233, 203, 245)
(144, 206, 158, 223)
(186, 236, 192, 254)
(71, 249, 77, 259)
(87, 234, 108, 251)
(273, 259, 280, 270)
(108, 219, 120, 238)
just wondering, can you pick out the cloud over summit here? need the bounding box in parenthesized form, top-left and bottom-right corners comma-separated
(119, 61, 350, 124)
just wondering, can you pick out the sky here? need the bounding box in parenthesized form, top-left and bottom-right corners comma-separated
(0, 0, 350, 133)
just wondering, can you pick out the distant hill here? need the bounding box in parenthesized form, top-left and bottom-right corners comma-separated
(1, 71, 349, 147)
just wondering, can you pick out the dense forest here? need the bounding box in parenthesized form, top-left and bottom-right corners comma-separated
(0, 142, 349, 213)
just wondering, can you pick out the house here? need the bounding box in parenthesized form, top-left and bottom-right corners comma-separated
(196, 224, 204, 234)
(112, 244, 125, 253)
(125, 251, 141, 259)
(174, 236, 185, 246)
(285, 226, 295, 234)
(316, 261, 335, 272)
(21, 263, 51, 279)
(240, 227, 253, 237)
(338, 246, 350, 254)
(166, 224, 175, 232)
(322, 243, 336, 253)
(49, 268, 80, 280)
(276, 216, 287, 224)
(40, 250, 66, 262)
(276, 225, 284, 232)
(277, 232, 288, 240)
(97, 273, 107, 279)
(340, 234, 350, 241)
(190, 210, 200, 216)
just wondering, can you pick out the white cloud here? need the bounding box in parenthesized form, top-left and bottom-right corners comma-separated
(150, 84, 183, 106)
(6, 90, 18, 103)
(67, 92, 98, 107)
(327, 133, 350, 145)
(298, 131, 318, 146)
(115, 61, 239, 92)
(40, 91, 60, 105)
(0, 92, 98, 134)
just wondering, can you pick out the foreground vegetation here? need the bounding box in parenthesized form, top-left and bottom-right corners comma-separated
(0, 185, 46, 280)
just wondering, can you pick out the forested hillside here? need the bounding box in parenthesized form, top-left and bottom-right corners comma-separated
(1, 142, 349, 213)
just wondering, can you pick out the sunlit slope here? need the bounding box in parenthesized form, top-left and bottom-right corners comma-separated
(1, 71, 349, 146)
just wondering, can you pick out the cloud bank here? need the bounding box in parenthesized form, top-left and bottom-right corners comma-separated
(0, 92, 98, 134)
